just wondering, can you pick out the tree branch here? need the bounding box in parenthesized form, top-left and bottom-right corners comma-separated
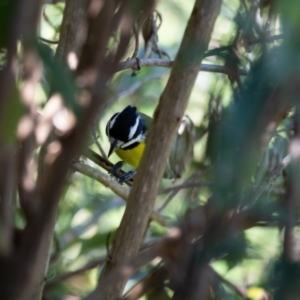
(211, 267, 250, 300)
(117, 58, 247, 75)
(9, 1, 135, 299)
(249, 154, 291, 206)
(72, 162, 130, 200)
(45, 256, 106, 288)
(72, 162, 167, 226)
(91, 0, 222, 299)
(56, 0, 87, 61)
(105, 73, 164, 107)
(83, 148, 133, 186)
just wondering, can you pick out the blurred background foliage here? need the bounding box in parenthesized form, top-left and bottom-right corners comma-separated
(40, 0, 292, 299)
(1, 0, 300, 299)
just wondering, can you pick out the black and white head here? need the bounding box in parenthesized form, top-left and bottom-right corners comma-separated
(106, 106, 146, 157)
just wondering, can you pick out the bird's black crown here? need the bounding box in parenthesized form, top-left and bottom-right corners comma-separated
(106, 105, 139, 142)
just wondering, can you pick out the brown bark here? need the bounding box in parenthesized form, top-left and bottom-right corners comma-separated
(0, 0, 44, 298)
(85, 0, 222, 299)
(0, 0, 136, 299)
(56, 0, 88, 61)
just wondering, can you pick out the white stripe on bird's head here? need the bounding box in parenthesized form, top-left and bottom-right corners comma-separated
(121, 132, 145, 149)
(128, 116, 140, 140)
(109, 113, 119, 130)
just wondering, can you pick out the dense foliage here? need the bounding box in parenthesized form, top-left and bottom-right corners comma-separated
(0, 0, 300, 299)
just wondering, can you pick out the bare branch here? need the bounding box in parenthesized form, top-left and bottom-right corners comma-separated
(83, 148, 133, 186)
(157, 171, 209, 212)
(91, 121, 107, 159)
(123, 265, 169, 300)
(8, 1, 137, 299)
(117, 58, 247, 75)
(38, 37, 59, 44)
(72, 162, 129, 200)
(249, 154, 291, 206)
(56, 0, 87, 61)
(94, 0, 222, 299)
(45, 256, 106, 288)
(130, 22, 139, 59)
(211, 267, 250, 300)
(105, 73, 163, 107)
(158, 181, 211, 195)
(72, 162, 167, 226)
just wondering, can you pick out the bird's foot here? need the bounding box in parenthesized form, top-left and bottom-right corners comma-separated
(109, 161, 136, 184)
(109, 161, 124, 177)
(118, 171, 136, 185)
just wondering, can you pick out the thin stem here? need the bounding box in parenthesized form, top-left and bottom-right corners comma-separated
(158, 181, 211, 195)
(249, 154, 291, 206)
(45, 256, 106, 288)
(117, 58, 247, 75)
(72, 162, 168, 227)
(211, 267, 250, 300)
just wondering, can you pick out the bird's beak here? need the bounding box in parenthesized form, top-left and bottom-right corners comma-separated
(108, 139, 118, 158)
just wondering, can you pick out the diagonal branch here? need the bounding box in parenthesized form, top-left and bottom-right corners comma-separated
(90, 0, 222, 299)
(11, 1, 139, 300)
(117, 58, 247, 75)
(45, 256, 106, 288)
(72, 162, 129, 199)
(72, 162, 167, 226)
(55, 0, 87, 61)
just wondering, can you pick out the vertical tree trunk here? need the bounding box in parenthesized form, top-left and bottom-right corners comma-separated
(86, 0, 222, 299)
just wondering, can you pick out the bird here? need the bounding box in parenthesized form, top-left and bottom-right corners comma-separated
(106, 105, 194, 184)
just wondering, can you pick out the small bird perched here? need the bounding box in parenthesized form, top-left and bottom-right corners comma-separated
(106, 105, 194, 184)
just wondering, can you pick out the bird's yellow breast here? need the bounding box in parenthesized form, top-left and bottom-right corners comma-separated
(115, 142, 146, 168)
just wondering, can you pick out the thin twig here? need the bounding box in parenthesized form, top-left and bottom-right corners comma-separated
(158, 181, 211, 195)
(250, 154, 291, 206)
(72, 162, 167, 226)
(116, 58, 247, 75)
(85, 244, 160, 300)
(83, 148, 133, 186)
(247, 33, 284, 46)
(45, 256, 106, 288)
(91, 120, 107, 159)
(95, 1, 223, 298)
(123, 264, 169, 300)
(105, 73, 163, 107)
(59, 205, 122, 249)
(211, 267, 250, 300)
(131, 22, 139, 59)
(38, 37, 59, 44)
(72, 162, 130, 199)
(157, 171, 205, 212)
(84, 148, 113, 173)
